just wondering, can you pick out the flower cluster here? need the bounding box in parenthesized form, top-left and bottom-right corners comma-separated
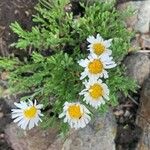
(59, 34, 116, 129)
(11, 34, 116, 130)
(78, 34, 116, 109)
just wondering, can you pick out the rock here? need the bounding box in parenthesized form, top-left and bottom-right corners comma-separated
(61, 110, 116, 150)
(117, 1, 142, 28)
(4, 103, 117, 150)
(118, 1, 150, 33)
(124, 52, 150, 86)
(136, 79, 150, 150)
(134, 1, 150, 34)
(5, 123, 59, 150)
(139, 34, 150, 49)
(5, 110, 116, 150)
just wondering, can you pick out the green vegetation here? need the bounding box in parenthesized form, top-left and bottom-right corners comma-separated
(0, 0, 137, 134)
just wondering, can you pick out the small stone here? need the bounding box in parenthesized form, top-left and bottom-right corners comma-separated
(14, 9, 19, 15)
(140, 34, 150, 49)
(25, 10, 30, 17)
(113, 109, 124, 116)
(1, 71, 9, 80)
(130, 34, 141, 51)
(124, 110, 130, 117)
(123, 52, 150, 86)
(0, 133, 5, 138)
(0, 112, 4, 118)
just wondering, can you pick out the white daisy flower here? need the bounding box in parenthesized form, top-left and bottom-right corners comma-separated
(59, 102, 91, 129)
(11, 100, 43, 130)
(79, 78, 109, 109)
(78, 53, 116, 80)
(87, 34, 112, 56)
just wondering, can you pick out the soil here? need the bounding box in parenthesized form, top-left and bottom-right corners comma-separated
(0, 0, 38, 57)
(0, 0, 146, 150)
(114, 91, 143, 150)
(0, 99, 12, 150)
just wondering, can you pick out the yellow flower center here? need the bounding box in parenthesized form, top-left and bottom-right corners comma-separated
(89, 83, 103, 99)
(23, 106, 37, 119)
(68, 105, 83, 119)
(93, 43, 105, 55)
(88, 59, 103, 74)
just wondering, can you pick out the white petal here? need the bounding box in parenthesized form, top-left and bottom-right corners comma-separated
(84, 117, 90, 124)
(21, 119, 29, 130)
(38, 112, 44, 117)
(79, 119, 85, 128)
(105, 50, 112, 55)
(64, 117, 68, 123)
(97, 78, 102, 83)
(88, 53, 98, 59)
(87, 36, 95, 43)
(79, 89, 87, 95)
(103, 70, 109, 78)
(82, 105, 90, 114)
(36, 104, 43, 109)
(34, 116, 40, 126)
(12, 113, 22, 119)
(28, 119, 35, 130)
(99, 54, 111, 61)
(34, 100, 37, 106)
(84, 114, 91, 121)
(13, 115, 24, 123)
(104, 39, 112, 48)
(103, 94, 109, 100)
(11, 109, 23, 113)
(14, 102, 27, 109)
(59, 112, 65, 118)
(80, 71, 87, 80)
(78, 59, 89, 68)
(96, 34, 103, 41)
(29, 100, 33, 106)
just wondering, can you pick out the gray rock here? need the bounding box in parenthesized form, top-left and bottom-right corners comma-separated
(5, 123, 59, 150)
(124, 52, 150, 86)
(117, 1, 142, 28)
(118, 1, 150, 33)
(5, 110, 117, 150)
(61, 110, 116, 150)
(134, 1, 150, 33)
(136, 79, 150, 150)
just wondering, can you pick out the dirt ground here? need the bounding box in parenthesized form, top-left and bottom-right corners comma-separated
(0, 0, 38, 56)
(0, 99, 12, 150)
